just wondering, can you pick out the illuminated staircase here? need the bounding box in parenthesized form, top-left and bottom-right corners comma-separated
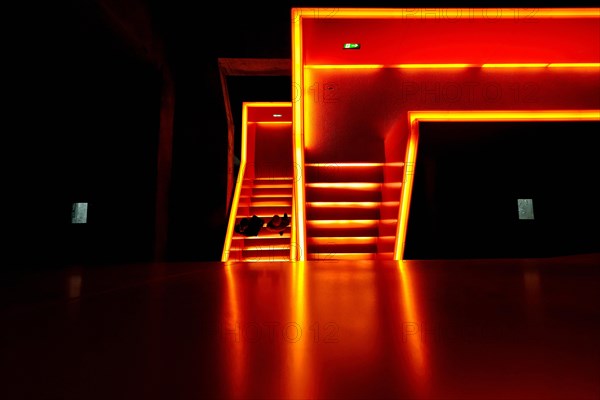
(228, 177, 293, 262)
(304, 163, 403, 260)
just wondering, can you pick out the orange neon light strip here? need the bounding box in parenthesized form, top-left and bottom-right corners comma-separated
(293, 8, 600, 19)
(307, 219, 379, 226)
(245, 101, 291, 108)
(394, 110, 600, 261)
(222, 102, 293, 262)
(253, 121, 293, 125)
(304, 63, 600, 70)
(409, 110, 600, 123)
(308, 201, 381, 208)
(547, 63, 600, 68)
(310, 237, 379, 244)
(292, 8, 307, 261)
(306, 182, 381, 189)
(222, 103, 249, 261)
(306, 162, 387, 166)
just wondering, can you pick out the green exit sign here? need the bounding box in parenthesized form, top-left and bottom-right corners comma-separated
(343, 43, 360, 49)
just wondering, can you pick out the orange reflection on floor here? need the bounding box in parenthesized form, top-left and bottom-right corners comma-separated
(398, 263, 428, 390)
(2, 255, 600, 399)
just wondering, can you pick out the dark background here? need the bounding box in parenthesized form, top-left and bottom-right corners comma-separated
(6, 0, 597, 266)
(405, 121, 600, 259)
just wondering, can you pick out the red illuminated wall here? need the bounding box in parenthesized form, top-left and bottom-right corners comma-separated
(302, 17, 600, 65)
(254, 124, 294, 179)
(304, 68, 600, 164)
(293, 8, 600, 260)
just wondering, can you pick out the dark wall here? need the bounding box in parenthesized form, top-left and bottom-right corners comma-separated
(404, 121, 600, 259)
(8, 1, 161, 266)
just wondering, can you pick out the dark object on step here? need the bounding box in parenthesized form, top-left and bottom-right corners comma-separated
(266, 213, 291, 236)
(234, 215, 264, 237)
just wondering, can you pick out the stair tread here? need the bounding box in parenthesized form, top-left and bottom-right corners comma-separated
(307, 201, 382, 207)
(243, 245, 291, 250)
(307, 253, 382, 260)
(306, 182, 382, 188)
(308, 238, 379, 246)
(305, 162, 404, 166)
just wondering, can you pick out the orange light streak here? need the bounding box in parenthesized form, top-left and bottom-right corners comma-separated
(305, 63, 600, 70)
(223, 263, 244, 395)
(222, 104, 250, 261)
(253, 121, 293, 125)
(397, 262, 428, 391)
(548, 63, 600, 68)
(305, 162, 388, 167)
(294, 7, 600, 19)
(308, 201, 381, 208)
(286, 261, 311, 397)
(306, 182, 382, 189)
(482, 63, 549, 68)
(307, 219, 379, 227)
(292, 8, 307, 261)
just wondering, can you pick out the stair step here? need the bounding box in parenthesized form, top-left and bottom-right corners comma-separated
(254, 169, 295, 180)
(305, 163, 385, 183)
(249, 206, 293, 216)
(244, 244, 291, 251)
(239, 199, 293, 207)
(306, 202, 380, 220)
(241, 194, 292, 199)
(376, 252, 395, 260)
(306, 219, 399, 237)
(307, 237, 379, 254)
(307, 252, 395, 261)
(308, 236, 378, 244)
(381, 182, 403, 203)
(378, 236, 396, 253)
(308, 252, 379, 260)
(231, 237, 291, 247)
(307, 219, 379, 237)
(306, 183, 381, 202)
(243, 186, 293, 197)
(380, 201, 401, 219)
(240, 256, 293, 262)
(379, 219, 398, 236)
(233, 219, 291, 229)
(242, 248, 292, 261)
(246, 178, 293, 188)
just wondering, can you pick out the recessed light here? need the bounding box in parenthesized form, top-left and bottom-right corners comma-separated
(273, 114, 283, 118)
(343, 43, 360, 49)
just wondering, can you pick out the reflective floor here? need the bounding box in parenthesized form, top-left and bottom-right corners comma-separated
(1, 254, 599, 399)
